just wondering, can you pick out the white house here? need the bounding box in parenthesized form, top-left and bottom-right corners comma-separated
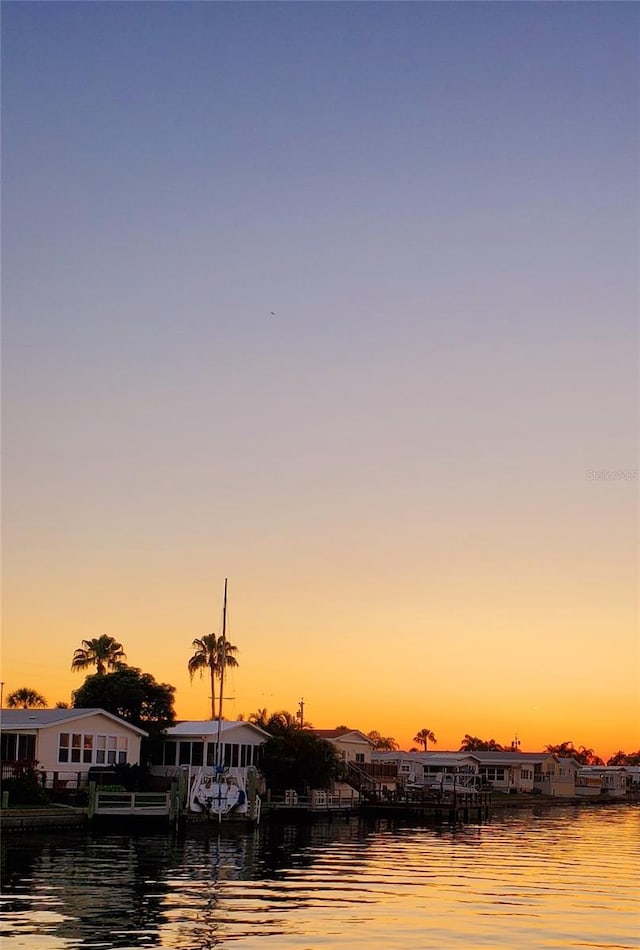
(311, 728, 374, 765)
(310, 728, 379, 798)
(371, 750, 426, 785)
(460, 751, 574, 794)
(413, 752, 481, 786)
(151, 720, 269, 774)
(0, 708, 147, 785)
(576, 766, 629, 799)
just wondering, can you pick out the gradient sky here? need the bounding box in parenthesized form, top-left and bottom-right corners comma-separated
(2, 2, 638, 760)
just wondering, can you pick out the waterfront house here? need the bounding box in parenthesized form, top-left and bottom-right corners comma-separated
(311, 728, 374, 765)
(150, 719, 269, 774)
(576, 766, 629, 799)
(369, 750, 425, 796)
(310, 728, 380, 799)
(0, 708, 147, 788)
(468, 751, 557, 793)
(413, 752, 481, 787)
(535, 756, 580, 797)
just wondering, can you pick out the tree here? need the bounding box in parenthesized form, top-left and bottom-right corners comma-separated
(544, 742, 604, 766)
(459, 735, 505, 752)
(248, 708, 270, 728)
(6, 687, 47, 709)
(187, 633, 239, 720)
(259, 716, 342, 794)
(72, 667, 176, 740)
(71, 636, 127, 675)
(367, 730, 399, 751)
(266, 710, 300, 733)
(413, 728, 437, 752)
(607, 750, 640, 766)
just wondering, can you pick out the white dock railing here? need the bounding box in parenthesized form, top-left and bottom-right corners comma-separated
(91, 790, 172, 817)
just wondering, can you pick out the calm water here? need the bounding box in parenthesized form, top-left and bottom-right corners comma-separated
(1, 805, 638, 949)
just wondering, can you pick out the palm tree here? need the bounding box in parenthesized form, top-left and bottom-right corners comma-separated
(367, 730, 399, 751)
(187, 633, 239, 720)
(71, 636, 127, 675)
(249, 708, 270, 728)
(7, 687, 47, 709)
(413, 728, 437, 752)
(459, 734, 504, 752)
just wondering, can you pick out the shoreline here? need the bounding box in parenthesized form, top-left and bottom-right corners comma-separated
(1, 795, 637, 832)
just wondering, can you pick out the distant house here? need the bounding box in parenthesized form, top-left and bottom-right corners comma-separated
(468, 751, 559, 793)
(371, 750, 426, 785)
(537, 756, 580, 797)
(0, 708, 147, 785)
(413, 752, 481, 786)
(310, 728, 379, 798)
(414, 751, 576, 795)
(576, 766, 629, 799)
(310, 728, 374, 765)
(150, 720, 269, 774)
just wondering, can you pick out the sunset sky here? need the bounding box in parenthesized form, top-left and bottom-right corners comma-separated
(2, 2, 638, 760)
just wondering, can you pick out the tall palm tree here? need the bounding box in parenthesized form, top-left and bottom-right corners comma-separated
(71, 636, 127, 675)
(413, 728, 437, 752)
(187, 633, 239, 720)
(7, 687, 47, 709)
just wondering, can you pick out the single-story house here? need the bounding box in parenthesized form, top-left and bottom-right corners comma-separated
(413, 752, 481, 787)
(467, 751, 554, 793)
(576, 766, 629, 799)
(150, 719, 270, 774)
(0, 708, 147, 785)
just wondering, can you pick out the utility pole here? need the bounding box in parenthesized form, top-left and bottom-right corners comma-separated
(297, 697, 305, 728)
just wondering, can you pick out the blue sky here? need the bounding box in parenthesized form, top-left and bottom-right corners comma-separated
(2, 2, 638, 752)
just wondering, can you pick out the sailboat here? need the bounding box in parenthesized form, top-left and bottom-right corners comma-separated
(187, 579, 256, 823)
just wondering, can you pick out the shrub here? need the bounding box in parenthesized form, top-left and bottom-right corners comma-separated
(3, 763, 50, 806)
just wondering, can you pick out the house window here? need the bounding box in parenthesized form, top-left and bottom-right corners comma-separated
(481, 767, 507, 783)
(83, 735, 93, 764)
(58, 733, 70, 763)
(107, 736, 117, 764)
(96, 735, 106, 764)
(355, 753, 365, 764)
(1, 733, 36, 763)
(117, 737, 128, 764)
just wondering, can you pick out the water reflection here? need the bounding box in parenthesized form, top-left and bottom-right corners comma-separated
(1, 806, 639, 949)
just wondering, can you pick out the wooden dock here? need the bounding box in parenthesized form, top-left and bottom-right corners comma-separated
(359, 790, 492, 824)
(87, 785, 181, 825)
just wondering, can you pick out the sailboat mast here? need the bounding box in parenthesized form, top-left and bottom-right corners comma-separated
(215, 578, 228, 768)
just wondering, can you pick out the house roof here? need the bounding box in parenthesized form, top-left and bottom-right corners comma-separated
(311, 728, 373, 744)
(165, 720, 270, 740)
(371, 751, 425, 763)
(470, 751, 555, 765)
(413, 753, 481, 766)
(0, 708, 148, 737)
